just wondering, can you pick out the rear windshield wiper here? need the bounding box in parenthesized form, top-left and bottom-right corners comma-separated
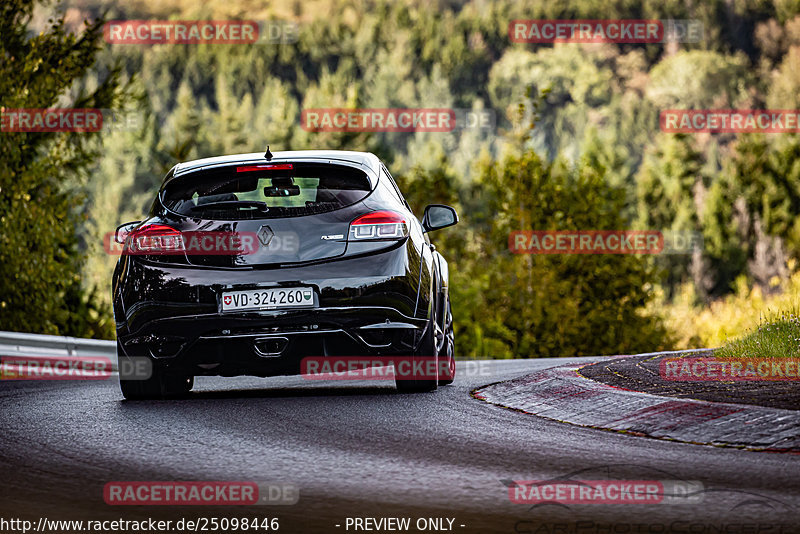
(189, 200, 269, 212)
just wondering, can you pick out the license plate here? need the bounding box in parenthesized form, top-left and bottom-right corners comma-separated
(220, 287, 314, 312)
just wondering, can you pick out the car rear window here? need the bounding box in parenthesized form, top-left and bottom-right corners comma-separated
(160, 163, 373, 220)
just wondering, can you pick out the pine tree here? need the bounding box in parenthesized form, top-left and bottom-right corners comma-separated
(0, 0, 126, 336)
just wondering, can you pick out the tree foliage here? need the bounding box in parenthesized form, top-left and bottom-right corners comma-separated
(0, 0, 126, 336)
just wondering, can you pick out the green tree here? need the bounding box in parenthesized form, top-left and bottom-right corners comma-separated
(0, 0, 126, 336)
(645, 50, 751, 110)
(635, 133, 706, 297)
(704, 134, 800, 294)
(399, 141, 670, 358)
(475, 149, 670, 357)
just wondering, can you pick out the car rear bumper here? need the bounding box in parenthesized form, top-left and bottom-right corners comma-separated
(117, 307, 427, 377)
(113, 231, 433, 377)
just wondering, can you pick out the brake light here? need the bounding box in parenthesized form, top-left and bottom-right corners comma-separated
(349, 211, 409, 240)
(124, 224, 185, 254)
(236, 164, 293, 172)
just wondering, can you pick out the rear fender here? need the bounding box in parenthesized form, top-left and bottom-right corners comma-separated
(433, 251, 449, 328)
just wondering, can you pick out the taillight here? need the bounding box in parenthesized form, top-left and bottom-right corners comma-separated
(124, 224, 185, 255)
(349, 211, 409, 240)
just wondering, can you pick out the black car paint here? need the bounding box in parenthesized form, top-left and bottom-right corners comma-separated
(112, 151, 447, 379)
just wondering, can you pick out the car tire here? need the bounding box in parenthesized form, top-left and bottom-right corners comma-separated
(438, 301, 455, 386)
(118, 343, 193, 400)
(395, 299, 439, 393)
(120, 371, 194, 400)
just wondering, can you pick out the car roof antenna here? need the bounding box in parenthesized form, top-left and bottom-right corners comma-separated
(264, 146, 273, 161)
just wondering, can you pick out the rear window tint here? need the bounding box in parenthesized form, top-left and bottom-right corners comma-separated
(161, 163, 372, 220)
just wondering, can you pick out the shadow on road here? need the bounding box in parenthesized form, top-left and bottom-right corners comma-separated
(117, 383, 403, 403)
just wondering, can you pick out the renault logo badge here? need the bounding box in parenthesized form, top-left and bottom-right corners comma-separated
(257, 225, 274, 247)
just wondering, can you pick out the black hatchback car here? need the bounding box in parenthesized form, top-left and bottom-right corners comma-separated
(112, 150, 458, 398)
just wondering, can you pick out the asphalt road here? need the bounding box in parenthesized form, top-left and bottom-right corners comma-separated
(1, 358, 799, 534)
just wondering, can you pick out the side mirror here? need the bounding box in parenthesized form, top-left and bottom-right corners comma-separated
(422, 204, 458, 233)
(115, 221, 142, 244)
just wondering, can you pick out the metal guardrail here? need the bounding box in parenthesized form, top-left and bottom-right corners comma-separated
(0, 331, 118, 370)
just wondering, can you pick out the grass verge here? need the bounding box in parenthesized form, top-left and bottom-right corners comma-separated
(715, 312, 800, 360)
